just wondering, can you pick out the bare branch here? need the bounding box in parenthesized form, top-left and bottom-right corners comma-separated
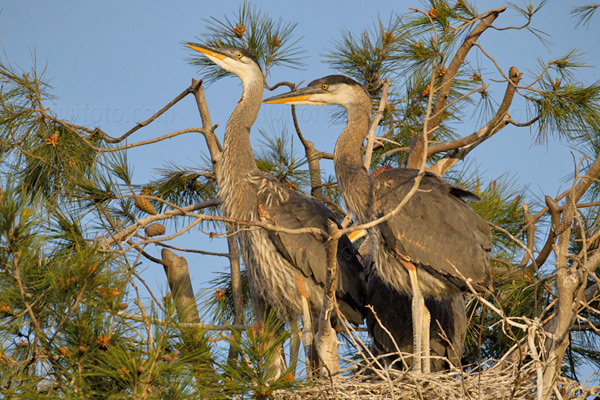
(542, 153, 600, 396)
(518, 203, 536, 267)
(104, 81, 202, 143)
(406, 7, 506, 168)
(291, 103, 325, 201)
(525, 196, 561, 272)
(191, 78, 247, 355)
(428, 66, 522, 175)
(157, 242, 229, 258)
(35, 80, 201, 147)
(509, 116, 540, 127)
(265, 80, 298, 91)
(225, 228, 244, 365)
(161, 249, 201, 326)
(364, 78, 391, 169)
(192, 78, 223, 162)
(117, 311, 245, 331)
(94, 128, 208, 153)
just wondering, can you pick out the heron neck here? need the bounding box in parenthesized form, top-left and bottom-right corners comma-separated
(222, 77, 263, 179)
(219, 76, 263, 218)
(333, 102, 373, 222)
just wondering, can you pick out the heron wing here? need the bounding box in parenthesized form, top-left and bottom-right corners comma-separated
(250, 173, 366, 321)
(374, 168, 492, 291)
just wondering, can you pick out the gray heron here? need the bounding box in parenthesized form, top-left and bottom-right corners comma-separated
(264, 74, 492, 373)
(186, 47, 366, 374)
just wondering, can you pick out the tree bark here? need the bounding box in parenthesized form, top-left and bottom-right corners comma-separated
(161, 249, 216, 386)
(161, 249, 201, 325)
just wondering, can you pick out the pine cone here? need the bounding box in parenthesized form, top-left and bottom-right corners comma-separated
(135, 196, 157, 215)
(145, 223, 166, 237)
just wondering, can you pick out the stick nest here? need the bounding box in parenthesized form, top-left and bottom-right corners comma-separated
(273, 360, 599, 400)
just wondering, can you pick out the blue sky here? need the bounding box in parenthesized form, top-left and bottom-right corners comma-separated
(1, 0, 599, 378)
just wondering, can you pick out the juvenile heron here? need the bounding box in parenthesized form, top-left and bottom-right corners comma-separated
(264, 75, 492, 373)
(187, 46, 366, 373)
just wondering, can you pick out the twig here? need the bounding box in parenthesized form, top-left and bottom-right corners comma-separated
(116, 311, 246, 331)
(156, 242, 229, 258)
(98, 80, 203, 143)
(364, 78, 391, 169)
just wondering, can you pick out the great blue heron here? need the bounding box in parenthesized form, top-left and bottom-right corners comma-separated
(357, 235, 465, 371)
(186, 46, 366, 373)
(264, 74, 492, 373)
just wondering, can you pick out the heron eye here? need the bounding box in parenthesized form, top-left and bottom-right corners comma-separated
(321, 84, 328, 90)
(236, 52, 243, 59)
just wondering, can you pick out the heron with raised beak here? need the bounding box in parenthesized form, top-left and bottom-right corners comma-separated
(187, 46, 366, 375)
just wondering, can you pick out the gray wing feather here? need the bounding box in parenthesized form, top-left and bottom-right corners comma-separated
(251, 174, 366, 322)
(374, 169, 492, 291)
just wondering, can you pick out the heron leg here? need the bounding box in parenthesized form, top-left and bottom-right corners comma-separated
(300, 296, 315, 376)
(289, 319, 301, 377)
(411, 287, 424, 373)
(421, 299, 431, 374)
(406, 266, 429, 373)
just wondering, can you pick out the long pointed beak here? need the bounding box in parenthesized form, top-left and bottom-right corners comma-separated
(263, 86, 325, 104)
(186, 42, 226, 60)
(347, 229, 367, 242)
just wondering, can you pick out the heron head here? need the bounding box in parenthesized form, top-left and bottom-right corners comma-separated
(263, 75, 368, 108)
(187, 42, 262, 83)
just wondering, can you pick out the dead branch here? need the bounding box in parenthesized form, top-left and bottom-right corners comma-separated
(98, 198, 220, 249)
(428, 66, 522, 176)
(292, 103, 326, 201)
(192, 78, 223, 161)
(542, 152, 600, 397)
(117, 311, 245, 331)
(156, 242, 229, 258)
(518, 203, 536, 267)
(100, 80, 203, 143)
(524, 196, 561, 272)
(406, 7, 506, 168)
(226, 228, 244, 365)
(161, 249, 201, 326)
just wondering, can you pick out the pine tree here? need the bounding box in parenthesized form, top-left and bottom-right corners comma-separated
(1, 1, 600, 398)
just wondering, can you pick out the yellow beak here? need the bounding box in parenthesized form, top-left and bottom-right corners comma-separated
(347, 229, 367, 242)
(186, 43, 226, 60)
(263, 94, 311, 104)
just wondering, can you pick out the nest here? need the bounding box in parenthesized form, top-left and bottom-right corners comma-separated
(273, 360, 599, 400)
